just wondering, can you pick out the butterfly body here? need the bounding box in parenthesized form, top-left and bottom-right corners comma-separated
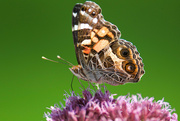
(70, 1, 144, 86)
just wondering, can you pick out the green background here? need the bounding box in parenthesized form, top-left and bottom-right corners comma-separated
(0, 0, 179, 120)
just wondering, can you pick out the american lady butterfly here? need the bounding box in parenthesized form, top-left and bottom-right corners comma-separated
(70, 1, 144, 86)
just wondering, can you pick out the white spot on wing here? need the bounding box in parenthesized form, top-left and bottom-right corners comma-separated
(81, 39, 91, 45)
(80, 11, 85, 15)
(93, 18, 98, 24)
(72, 25, 78, 31)
(72, 23, 92, 31)
(72, 12, 77, 17)
(79, 23, 92, 30)
(88, 9, 92, 12)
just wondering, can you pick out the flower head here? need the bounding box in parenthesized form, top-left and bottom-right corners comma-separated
(45, 89, 178, 121)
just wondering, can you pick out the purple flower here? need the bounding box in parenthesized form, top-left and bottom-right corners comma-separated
(45, 89, 178, 121)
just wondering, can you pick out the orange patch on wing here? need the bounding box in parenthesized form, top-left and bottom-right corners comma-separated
(82, 46, 91, 54)
(107, 32, 114, 38)
(97, 27, 109, 37)
(91, 31, 95, 38)
(92, 37, 99, 43)
(93, 29, 98, 33)
(93, 39, 109, 52)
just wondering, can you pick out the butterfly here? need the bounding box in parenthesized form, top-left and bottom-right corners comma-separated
(69, 1, 145, 86)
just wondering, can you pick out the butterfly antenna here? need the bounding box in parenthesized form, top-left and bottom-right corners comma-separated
(42, 56, 72, 66)
(57, 55, 74, 66)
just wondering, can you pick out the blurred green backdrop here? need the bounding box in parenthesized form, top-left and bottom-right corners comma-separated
(0, 0, 179, 120)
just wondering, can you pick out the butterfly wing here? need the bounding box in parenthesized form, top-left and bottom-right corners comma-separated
(71, 1, 144, 85)
(90, 39, 145, 85)
(72, 3, 83, 64)
(72, 1, 120, 66)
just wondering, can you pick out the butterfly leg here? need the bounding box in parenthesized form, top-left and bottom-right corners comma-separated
(101, 83, 107, 92)
(77, 78, 85, 90)
(71, 75, 75, 92)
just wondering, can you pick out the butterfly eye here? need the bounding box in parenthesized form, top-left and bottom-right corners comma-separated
(125, 63, 136, 73)
(91, 11, 96, 17)
(120, 48, 129, 57)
